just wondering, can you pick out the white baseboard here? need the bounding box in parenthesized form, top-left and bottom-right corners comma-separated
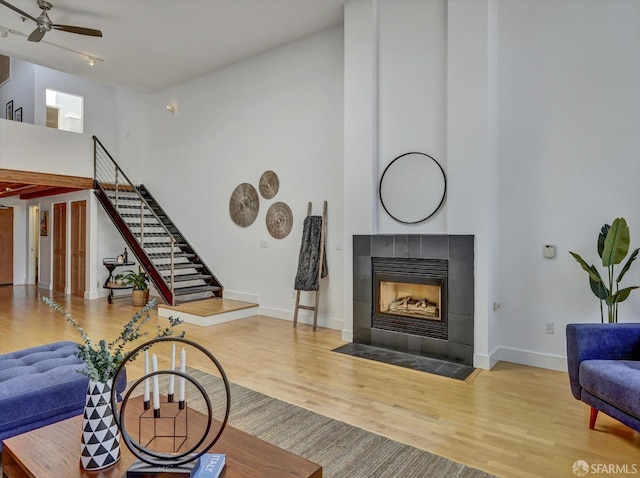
(259, 306, 343, 331)
(473, 351, 499, 370)
(224, 290, 259, 304)
(38, 282, 51, 290)
(493, 346, 567, 372)
(341, 329, 353, 342)
(85, 290, 100, 300)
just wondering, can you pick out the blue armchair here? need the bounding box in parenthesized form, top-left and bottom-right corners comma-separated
(566, 323, 640, 432)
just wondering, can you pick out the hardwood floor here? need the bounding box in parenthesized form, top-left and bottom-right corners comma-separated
(1, 285, 638, 477)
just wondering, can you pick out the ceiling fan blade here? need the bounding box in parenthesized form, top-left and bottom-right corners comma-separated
(0, 0, 37, 22)
(27, 27, 45, 42)
(52, 24, 102, 37)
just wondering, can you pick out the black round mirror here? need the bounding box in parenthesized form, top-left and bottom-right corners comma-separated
(379, 152, 446, 224)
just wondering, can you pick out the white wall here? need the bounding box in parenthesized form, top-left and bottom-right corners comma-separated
(377, 0, 448, 233)
(0, 58, 35, 124)
(495, 0, 640, 370)
(117, 27, 345, 327)
(33, 64, 118, 149)
(0, 119, 93, 177)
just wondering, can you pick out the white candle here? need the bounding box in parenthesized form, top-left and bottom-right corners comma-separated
(169, 343, 176, 396)
(143, 350, 150, 402)
(179, 348, 186, 402)
(152, 354, 160, 410)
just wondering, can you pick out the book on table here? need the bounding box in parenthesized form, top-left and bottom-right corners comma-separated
(194, 454, 226, 478)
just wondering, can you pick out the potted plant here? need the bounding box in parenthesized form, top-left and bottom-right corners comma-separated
(41, 297, 184, 470)
(569, 217, 639, 323)
(122, 266, 150, 307)
(107, 273, 126, 288)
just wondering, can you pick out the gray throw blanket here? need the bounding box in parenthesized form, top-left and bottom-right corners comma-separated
(294, 215, 328, 291)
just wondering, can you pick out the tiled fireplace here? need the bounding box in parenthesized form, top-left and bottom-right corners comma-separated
(353, 235, 474, 366)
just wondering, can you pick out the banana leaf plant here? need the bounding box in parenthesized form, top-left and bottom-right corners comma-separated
(569, 217, 640, 323)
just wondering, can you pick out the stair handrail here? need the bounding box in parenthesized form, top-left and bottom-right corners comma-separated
(93, 136, 177, 301)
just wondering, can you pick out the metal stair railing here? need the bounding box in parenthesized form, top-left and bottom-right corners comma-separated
(92, 136, 177, 304)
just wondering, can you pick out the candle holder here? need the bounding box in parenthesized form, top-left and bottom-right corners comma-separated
(111, 338, 230, 478)
(139, 396, 188, 451)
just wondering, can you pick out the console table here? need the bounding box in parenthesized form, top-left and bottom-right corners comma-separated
(102, 258, 135, 304)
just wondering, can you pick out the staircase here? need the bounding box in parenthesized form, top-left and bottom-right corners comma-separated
(92, 136, 222, 305)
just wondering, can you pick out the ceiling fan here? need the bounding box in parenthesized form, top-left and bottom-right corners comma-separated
(0, 0, 102, 42)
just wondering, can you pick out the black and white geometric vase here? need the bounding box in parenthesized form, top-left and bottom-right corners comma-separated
(80, 379, 121, 470)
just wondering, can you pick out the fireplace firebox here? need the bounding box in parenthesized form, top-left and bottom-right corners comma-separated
(372, 258, 448, 340)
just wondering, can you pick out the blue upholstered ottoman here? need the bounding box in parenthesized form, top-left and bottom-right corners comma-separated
(0, 341, 125, 451)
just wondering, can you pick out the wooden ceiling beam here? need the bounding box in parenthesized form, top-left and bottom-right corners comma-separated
(0, 169, 93, 189)
(19, 187, 81, 200)
(0, 185, 39, 198)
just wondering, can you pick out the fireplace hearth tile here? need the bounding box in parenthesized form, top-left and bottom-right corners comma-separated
(354, 256, 371, 279)
(353, 301, 371, 328)
(372, 235, 394, 257)
(420, 235, 449, 260)
(448, 342, 474, 365)
(394, 235, 409, 258)
(448, 313, 474, 346)
(353, 235, 371, 257)
(353, 277, 371, 303)
(408, 235, 421, 257)
(332, 343, 475, 380)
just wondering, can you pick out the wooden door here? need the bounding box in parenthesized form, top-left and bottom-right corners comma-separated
(0, 208, 13, 285)
(52, 203, 66, 293)
(70, 201, 86, 297)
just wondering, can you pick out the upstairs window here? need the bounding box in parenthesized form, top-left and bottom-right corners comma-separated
(46, 89, 83, 133)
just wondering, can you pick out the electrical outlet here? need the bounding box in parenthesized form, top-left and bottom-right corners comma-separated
(292, 290, 297, 299)
(260, 239, 267, 248)
(545, 322, 554, 334)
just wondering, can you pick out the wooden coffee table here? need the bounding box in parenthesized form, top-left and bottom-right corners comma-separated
(2, 396, 322, 478)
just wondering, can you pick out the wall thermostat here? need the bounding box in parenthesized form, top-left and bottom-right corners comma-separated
(543, 244, 556, 258)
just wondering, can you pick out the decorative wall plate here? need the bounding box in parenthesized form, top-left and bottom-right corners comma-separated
(379, 152, 446, 224)
(266, 202, 293, 239)
(259, 170, 279, 199)
(229, 183, 259, 227)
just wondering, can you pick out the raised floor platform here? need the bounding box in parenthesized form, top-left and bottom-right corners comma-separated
(158, 298, 258, 326)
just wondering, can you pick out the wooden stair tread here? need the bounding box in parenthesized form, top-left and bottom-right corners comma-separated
(173, 285, 221, 296)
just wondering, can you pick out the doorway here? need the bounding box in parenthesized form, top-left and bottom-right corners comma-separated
(28, 205, 39, 285)
(0, 206, 13, 285)
(70, 200, 86, 297)
(52, 203, 66, 293)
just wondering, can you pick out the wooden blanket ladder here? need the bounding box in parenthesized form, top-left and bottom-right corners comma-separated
(293, 201, 327, 331)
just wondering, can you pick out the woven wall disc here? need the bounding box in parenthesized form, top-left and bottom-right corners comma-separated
(266, 202, 293, 239)
(229, 183, 260, 227)
(259, 170, 280, 199)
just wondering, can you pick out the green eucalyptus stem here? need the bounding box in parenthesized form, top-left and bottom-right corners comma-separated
(42, 296, 184, 382)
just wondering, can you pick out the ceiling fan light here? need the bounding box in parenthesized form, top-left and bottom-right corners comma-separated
(88, 57, 95, 66)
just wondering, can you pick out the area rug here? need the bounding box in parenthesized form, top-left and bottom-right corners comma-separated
(0, 369, 494, 477)
(130, 367, 494, 478)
